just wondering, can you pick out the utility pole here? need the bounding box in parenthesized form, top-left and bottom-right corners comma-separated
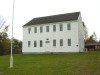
(10, 0, 15, 68)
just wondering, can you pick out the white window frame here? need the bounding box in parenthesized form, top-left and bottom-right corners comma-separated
(34, 27, 37, 33)
(67, 23, 71, 30)
(60, 39, 63, 46)
(60, 24, 63, 31)
(40, 27, 43, 33)
(28, 28, 31, 34)
(28, 41, 31, 47)
(40, 40, 43, 47)
(34, 41, 37, 47)
(53, 39, 56, 47)
(46, 26, 49, 32)
(68, 39, 71, 46)
(53, 25, 56, 32)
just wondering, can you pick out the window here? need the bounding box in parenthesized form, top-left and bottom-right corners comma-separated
(40, 27, 43, 33)
(46, 26, 49, 32)
(28, 28, 31, 34)
(67, 23, 71, 30)
(40, 40, 43, 47)
(60, 39, 63, 46)
(34, 41, 37, 47)
(68, 39, 71, 46)
(53, 25, 56, 32)
(34, 27, 37, 33)
(53, 40, 56, 47)
(28, 41, 31, 47)
(60, 24, 63, 31)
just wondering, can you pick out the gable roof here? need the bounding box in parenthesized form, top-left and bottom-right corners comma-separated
(24, 12, 80, 26)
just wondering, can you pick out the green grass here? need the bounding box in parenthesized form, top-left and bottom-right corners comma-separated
(0, 52, 100, 75)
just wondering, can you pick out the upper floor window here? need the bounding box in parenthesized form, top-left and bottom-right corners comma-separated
(46, 26, 49, 32)
(34, 27, 37, 33)
(53, 25, 56, 32)
(40, 40, 43, 47)
(60, 39, 63, 46)
(40, 27, 43, 33)
(67, 23, 71, 30)
(68, 39, 71, 46)
(60, 24, 63, 31)
(34, 41, 37, 47)
(53, 40, 56, 47)
(28, 28, 31, 34)
(28, 41, 31, 47)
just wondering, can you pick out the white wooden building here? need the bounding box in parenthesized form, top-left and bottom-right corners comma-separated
(22, 12, 84, 54)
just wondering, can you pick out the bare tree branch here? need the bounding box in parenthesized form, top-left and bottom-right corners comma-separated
(0, 16, 6, 29)
(0, 16, 9, 32)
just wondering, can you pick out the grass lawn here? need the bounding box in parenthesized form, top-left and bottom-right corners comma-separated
(0, 51, 100, 75)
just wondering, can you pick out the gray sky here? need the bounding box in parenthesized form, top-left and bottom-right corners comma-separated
(0, 0, 100, 40)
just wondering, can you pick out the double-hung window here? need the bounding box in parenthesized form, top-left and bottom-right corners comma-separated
(53, 25, 56, 32)
(34, 41, 37, 47)
(28, 28, 31, 34)
(28, 41, 31, 47)
(53, 40, 56, 47)
(40, 40, 43, 47)
(67, 23, 71, 30)
(68, 39, 71, 46)
(60, 39, 63, 46)
(60, 24, 63, 31)
(40, 27, 43, 33)
(46, 26, 49, 32)
(34, 27, 37, 33)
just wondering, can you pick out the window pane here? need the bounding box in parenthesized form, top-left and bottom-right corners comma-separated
(53, 25, 56, 32)
(40, 27, 43, 33)
(28, 41, 31, 47)
(34, 41, 37, 47)
(60, 39, 63, 46)
(28, 28, 31, 34)
(40, 40, 43, 47)
(68, 39, 71, 46)
(60, 24, 63, 31)
(46, 26, 49, 32)
(67, 23, 71, 30)
(34, 27, 37, 33)
(53, 40, 56, 46)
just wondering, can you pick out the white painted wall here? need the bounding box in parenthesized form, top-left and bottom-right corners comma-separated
(78, 13, 84, 52)
(22, 19, 84, 54)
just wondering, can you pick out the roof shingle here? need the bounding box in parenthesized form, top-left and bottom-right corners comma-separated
(24, 12, 80, 26)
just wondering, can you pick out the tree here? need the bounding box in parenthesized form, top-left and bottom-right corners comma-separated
(0, 16, 10, 55)
(85, 32, 97, 43)
(92, 32, 97, 42)
(0, 16, 9, 32)
(85, 35, 95, 43)
(0, 32, 10, 55)
(0, 16, 6, 30)
(13, 38, 22, 54)
(0, 16, 22, 55)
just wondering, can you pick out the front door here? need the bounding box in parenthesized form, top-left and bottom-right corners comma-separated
(45, 39, 50, 52)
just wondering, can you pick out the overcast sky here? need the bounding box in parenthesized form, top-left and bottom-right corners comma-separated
(0, 0, 100, 40)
